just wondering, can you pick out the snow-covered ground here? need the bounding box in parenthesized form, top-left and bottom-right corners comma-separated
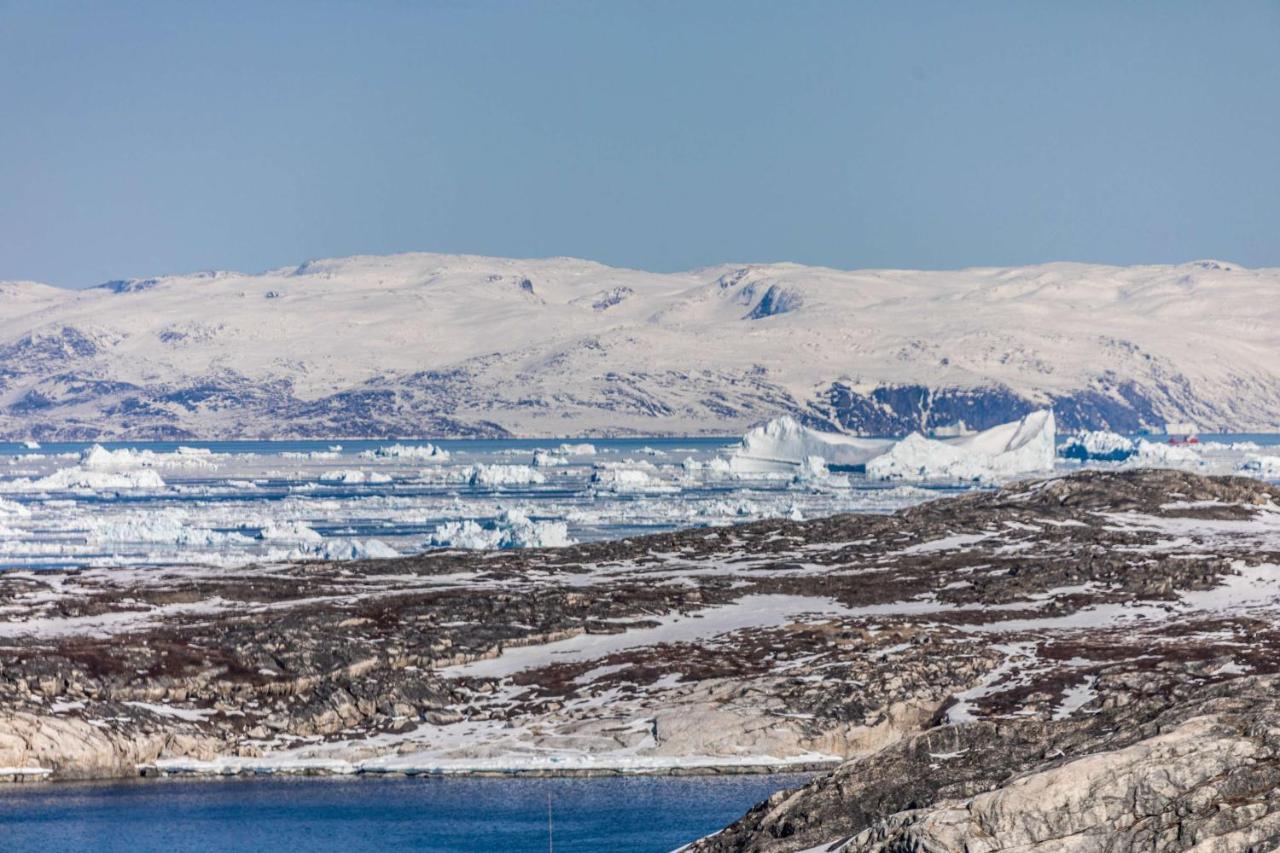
(2, 253, 1279, 439)
(0, 418, 1277, 571)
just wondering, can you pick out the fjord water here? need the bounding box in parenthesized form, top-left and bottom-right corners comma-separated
(0, 774, 808, 852)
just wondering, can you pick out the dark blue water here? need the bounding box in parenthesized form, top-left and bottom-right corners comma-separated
(0, 774, 806, 853)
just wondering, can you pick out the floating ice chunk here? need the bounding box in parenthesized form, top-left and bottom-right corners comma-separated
(319, 469, 392, 484)
(1132, 439, 1202, 466)
(21, 441, 40, 449)
(531, 450, 568, 467)
(681, 456, 733, 476)
(90, 512, 253, 547)
(558, 443, 597, 456)
(257, 521, 324, 543)
(358, 443, 450, 462)
(280, 450, 342, 460)
(310, 539, 400, 561)
(19, 466, 167, 491)
(590, 462, 679, 493)
(867, 410, 1056, 482)
(464, 464, 546, 486)
(0, 498, 30, 518)
(728, 416, 892, 475)
(791, 455, 850, 488)
(1059, 430, 1135, 462)
(428, 509, 574, 549)
(79, 444, 218, 472)
(1240, 454, 1280, 479)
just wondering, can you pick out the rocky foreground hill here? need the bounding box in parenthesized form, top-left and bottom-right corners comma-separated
(2, 470, 1280, 849)
(3, 254, 1279, 439)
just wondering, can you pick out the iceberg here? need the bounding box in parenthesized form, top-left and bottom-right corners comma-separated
(89, 512, 254, 547)
(428, 509, 574, 549)
(79, 444, 219, 472)
(359, 443, 450, 462)
(1131, 439, 1202, 466)
(791, 455, 850, 488)
(257, 521, 325, 543)
(531, 450, 568, 467)
(727, 416, 893, 475)
(866, 410, 1056, 482)
(558, 443, 598, 456)
(0, 498, 31, 518)
(25, 467, 167, 491)
(309, 539, 400, 561)
(1239, 454, 1280, 479)
(319, 469, 392, 484)
(464, 464, 547, 486)
(1059, 431, 1136, 462)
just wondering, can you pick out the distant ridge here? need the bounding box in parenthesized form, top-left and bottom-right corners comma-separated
(1, 253, 1277, 439)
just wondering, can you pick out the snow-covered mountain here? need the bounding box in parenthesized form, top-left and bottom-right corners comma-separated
(1, 254, 1276, 439)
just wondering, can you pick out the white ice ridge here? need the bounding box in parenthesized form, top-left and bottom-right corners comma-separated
(728, 410, 1056, 483)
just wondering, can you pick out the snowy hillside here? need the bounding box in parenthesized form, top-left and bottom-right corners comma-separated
(0, 254, 1277, 439)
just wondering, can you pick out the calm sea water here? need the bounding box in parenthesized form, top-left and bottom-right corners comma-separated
(0, 774, 806, 853)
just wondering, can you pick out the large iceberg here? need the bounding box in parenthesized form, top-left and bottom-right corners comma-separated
(729, 411, 1056, 483)
(727, 416, 893, 475)
(864, 410, 1056, 482)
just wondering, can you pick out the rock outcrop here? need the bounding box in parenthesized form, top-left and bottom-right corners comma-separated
(693, 677, 1280, 852)
(1, 469, 1278, 802)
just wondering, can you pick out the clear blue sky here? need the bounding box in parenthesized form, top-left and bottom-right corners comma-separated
(2, 1, 1278, 287)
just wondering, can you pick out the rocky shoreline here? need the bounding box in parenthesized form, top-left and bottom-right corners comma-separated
(3, 469, 1280, 846)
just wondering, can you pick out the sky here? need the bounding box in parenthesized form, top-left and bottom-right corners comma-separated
(1, 1, 1279, 288)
